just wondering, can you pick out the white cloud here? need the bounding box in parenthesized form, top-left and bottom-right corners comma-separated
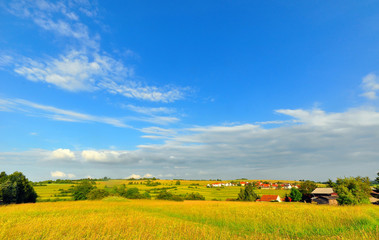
(143, 173, 153, 178)
(81, 150, 140, 164)
(12, 50, 186, 102)
(14, 50, 129, 92)
(2, 106, 379, 180)
(5, 0, 187, 103)
(127, 174, 141, 179)
(0, 97, 129, 128)
(50, 170, 75, 179)
(67, 173, 76, 178)
(361, 73, 379, 100)
(50, 148, 75, 160)
(125, 104, 175, 115)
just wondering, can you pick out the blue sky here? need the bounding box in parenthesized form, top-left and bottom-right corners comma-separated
(0, 0, 378, 181)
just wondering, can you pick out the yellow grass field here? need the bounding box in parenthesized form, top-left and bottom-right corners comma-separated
(0, 199, 378, 239)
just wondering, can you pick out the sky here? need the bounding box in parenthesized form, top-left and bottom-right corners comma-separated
(0, 0, 379, 181)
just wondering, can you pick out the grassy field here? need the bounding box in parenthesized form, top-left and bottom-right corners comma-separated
(0, 199, 377, 239)
(34, 179, 296, 201)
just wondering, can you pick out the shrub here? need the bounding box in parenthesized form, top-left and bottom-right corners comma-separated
(72, 181, 96, 200)
(87, 189, 110, 200)
(289, 188, 302, 202)
(334, 176, 371, 205)
(156, 190, 183, 201)
(184, 192, 205, 200)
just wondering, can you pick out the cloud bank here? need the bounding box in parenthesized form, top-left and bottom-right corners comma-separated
(1, 107, 378, 180)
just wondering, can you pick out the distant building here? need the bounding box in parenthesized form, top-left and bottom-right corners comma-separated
(311, 188, 338, 205)
(258, 195, 282, 202)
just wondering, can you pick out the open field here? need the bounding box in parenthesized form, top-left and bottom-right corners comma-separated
(0, 199, 378, 239)
(34, 179, 294, 201)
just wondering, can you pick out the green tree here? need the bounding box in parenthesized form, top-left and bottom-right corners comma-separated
(184, 192, 205, 200)
(175, 180, 181, 185)
(0, 171, 37, 204)
(376, 171, 379, 183)
(334, 176, 371, 205)
(72, 181, 96, 200)
(298, 180, 317, 202)
(87, 189, 109, 200)
(237, 184, 258, 201)
(156, 190, 183, 201)
(289, 188, 302, 202)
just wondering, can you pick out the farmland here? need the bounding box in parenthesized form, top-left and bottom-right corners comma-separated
(33, 179, 295, 201)
(0, 199, 378, 239)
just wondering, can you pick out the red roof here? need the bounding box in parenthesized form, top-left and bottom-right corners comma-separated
(259, 195, 280, 202)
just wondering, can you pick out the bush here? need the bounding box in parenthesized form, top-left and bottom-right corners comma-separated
(334, 176, 371, 205)
(156, 190, 183, 201)
(289, 188, 302, 202)
(124, 187, 151, 199)
(72, 181, 96, 200)
(184, 192, 205, 200)
(0, 171, 37, 204)
(87, 189, 110, 200)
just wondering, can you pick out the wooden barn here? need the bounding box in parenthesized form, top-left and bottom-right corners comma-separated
(311, 188, 338, 205)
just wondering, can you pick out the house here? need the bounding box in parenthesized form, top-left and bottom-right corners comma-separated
(283, 184, 292, 189)
(211, 182, 222, 187)
(311, 188, 338, 205)
(258, 195, 282, 202)
(261, 184, 271, 189)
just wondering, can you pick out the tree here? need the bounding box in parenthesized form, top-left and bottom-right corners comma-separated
(376, 171, 379, 183)
(334, 176, 371, 205)
(289, 188, 302, 202)
(156, 190, 183, 201)
(237, 184, 258, 201)
(326, 179, 336, 188)
(87, 189, 109, 200)
(298, 180, 317, 202)
(0, 171, 37, 204)
(72, 180, 96, 200)
(175, 180, 181, 185)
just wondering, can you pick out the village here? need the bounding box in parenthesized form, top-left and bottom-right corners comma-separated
(207, 181, 299, 189)
(207, 181, 340, 205)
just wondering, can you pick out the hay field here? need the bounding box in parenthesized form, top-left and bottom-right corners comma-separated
(0, 199, 378, 239)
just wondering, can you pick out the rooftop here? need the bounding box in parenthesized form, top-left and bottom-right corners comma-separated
(311, 188, 334, 195)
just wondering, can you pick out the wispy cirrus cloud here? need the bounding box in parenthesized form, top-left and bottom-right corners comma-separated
(4, 0, 188, 103)
(0, 97, 129, 128)
(124, 104, 175, 115)
(6, 0, 98, 48)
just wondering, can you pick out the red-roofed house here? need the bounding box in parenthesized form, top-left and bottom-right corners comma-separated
(258, 195, 282, 202)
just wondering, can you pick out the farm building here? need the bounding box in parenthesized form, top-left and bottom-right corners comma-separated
(258, 195, 282, 202)
(311, 188, 338, 205)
